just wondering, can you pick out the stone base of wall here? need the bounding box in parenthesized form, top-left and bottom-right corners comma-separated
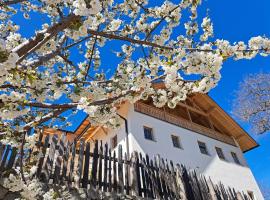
(0, 184, 148, 200)
(0, 185, 20, 200)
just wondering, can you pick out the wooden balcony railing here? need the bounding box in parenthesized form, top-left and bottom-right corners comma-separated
(134, 102, 236, 146)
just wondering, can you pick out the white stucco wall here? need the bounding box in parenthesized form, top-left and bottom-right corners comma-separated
(90, 126, 128, 158)
(92, 104, 264, 200)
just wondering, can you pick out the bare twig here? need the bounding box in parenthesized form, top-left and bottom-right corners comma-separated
(0, 0, 26, 6)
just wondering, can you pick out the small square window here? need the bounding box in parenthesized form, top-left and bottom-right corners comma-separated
(198, 141, 209, 155)
(171, 135, 182, 149)
(144, 126, 154, 141)
(231, 152, 241, 165)
(215, 147, 225, 160)
(111, 135, 117, 149)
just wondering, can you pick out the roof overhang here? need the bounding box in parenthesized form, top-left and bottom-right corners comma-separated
(153, 82, 258, 152)
(44, 82, 259, 153)
(192, 93, 259, 153)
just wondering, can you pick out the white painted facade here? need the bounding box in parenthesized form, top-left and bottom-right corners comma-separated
(91, 104, 264, 200)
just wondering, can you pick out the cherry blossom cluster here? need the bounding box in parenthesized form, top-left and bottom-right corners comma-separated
(0, 0, 269, 148)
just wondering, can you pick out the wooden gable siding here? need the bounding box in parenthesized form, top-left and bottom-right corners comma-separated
(134, 101, 236, 146)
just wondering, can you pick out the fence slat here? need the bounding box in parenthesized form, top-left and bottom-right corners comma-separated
(62, 140, 70, 181)
(118, 145, 124, 194)
(91, 140, 98, 188)
(165, 159, 173, 199)
(0, 145, 10, 172)
(124, 153, 129, 195)
(130, 152, 139, 196)
(68, 141, 76, 186)
(6, 147, 17, 170)
(169, 160, 178, 199)
(103, 143, 108, 192)
(53, 134, 66, 184)
(0, 144, 6, 166)
(82, 142, 90, 188)
(182, 166, 196, 200)
(154, 156, 163, 197)
(113, 150, 117, 192)
(98, 141, 103, 189)
(76, 139, 85, 188)
(139, 153, 147, 197)
(43, 134, 58, 181)
(108, 149, 112, 192)
(37, 135, 49, 179)
(146, 154, 154, 198)
(142, 156, 150, 198)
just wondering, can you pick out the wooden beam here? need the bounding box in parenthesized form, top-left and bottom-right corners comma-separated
(85, 126, 102, 142)
(207, 116, 215, 131)
(178, 102, 208, 116)
(101, 127, 108, 135)
(235, 134, 245, 140)
(206, 106, 216, 115)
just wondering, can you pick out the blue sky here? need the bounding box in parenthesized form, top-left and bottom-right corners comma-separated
(202, 0, 270, 191)
(11, 0, 270, 192)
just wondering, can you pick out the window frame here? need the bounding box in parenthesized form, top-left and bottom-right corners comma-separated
(143, 126, 155, 141)
(231, 151, 241, 165)
(111, 135, 118, 149)
(215, 147, 226, 160)
(198, 141, 209, 155)
(171, 135, 182, 149)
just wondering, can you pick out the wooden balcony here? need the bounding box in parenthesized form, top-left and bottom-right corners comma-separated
(134, 102, 236, 147)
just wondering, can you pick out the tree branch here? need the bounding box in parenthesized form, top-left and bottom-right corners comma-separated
(0, 0, 26, 6)
(13, 14, 80, 63)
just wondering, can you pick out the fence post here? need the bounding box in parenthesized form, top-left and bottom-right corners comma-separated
(130, 152, 139, 196)
(118, 145, 124, 194)
(103, 143, 108, 192)
(82, 142, 90, 188)
(76, 139, 85, 188)
(0, 145, 10, 172)
(62, 140, 70, 182)
(112, 150, 117, 192)
(175, 164, 187, 200)
(36, 135, 49, 179)
(91, 140, 98, 188)
(53, 133, 66, 184)
(6, 147, 17, 171)
(44, 134, 58, 182)
(68, 140, 76, 187)
(124, 152, 129, 195)
(139, 153, 146, 197)
(0, 143, 5, 166)
(98, 141, 103, 189)
(108, 148, 112, 192)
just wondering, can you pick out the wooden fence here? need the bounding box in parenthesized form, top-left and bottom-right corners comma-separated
(0, 132, 252, 200)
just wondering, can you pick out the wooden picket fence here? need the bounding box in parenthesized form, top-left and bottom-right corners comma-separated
(0, 132, 252, 200)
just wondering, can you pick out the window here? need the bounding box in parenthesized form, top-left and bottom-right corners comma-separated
(198, 141, 209, 155)
(215, 147, 225, 160)
(111, 135, 117, 149)
(231, 152, 241, 164)
(171, 135, 182, 149)
(144, 126, 154, 141)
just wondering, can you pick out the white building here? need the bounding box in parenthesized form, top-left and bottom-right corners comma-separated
(44, 84, 264, 200)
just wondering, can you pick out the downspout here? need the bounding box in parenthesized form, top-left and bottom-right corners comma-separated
(117, 113, 130, 159)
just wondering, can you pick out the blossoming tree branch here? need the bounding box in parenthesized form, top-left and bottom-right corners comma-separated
(0, 0, 270, 147)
